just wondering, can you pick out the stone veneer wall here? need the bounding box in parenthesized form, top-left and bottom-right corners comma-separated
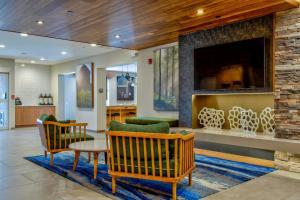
(274, 8, 300, 172)
(178, 16, 273, 127)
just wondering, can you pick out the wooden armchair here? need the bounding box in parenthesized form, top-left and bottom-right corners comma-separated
(37, 118, 94, 166)
(106, 131, 195, 200)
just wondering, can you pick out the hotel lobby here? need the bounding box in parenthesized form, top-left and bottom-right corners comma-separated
(0, 1, 300, 200)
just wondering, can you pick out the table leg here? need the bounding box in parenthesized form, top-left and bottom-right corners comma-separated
(104, 151, 108, 164)
(88, 152, 91, 162)
(93, 152, 99, 179)
(73, 151, 80, 171)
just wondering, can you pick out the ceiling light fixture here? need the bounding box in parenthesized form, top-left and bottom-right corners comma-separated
(61, 51, 67, 55)
(197, 9, 204, 15)
(115, 34, 121, 39)
(20, 33, 28, 37)
(30, 60, 36, 64)
(0, 44, 5, 48)
(21, 64, 25, 67)
(40, 57, 45, 61)
(36, 20, 44, 25)
(90, 43, 97, 47)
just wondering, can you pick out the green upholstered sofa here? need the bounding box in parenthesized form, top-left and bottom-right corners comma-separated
(125, 116, 179, 127)
(37, 114, 94, 166)
(107, 121, 195, 200)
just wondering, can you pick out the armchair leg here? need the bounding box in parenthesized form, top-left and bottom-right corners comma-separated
(172, 183, 177, 200)
(88, 152, 91, 162)
(189, 172, 192, 186)
(112, 176, 116, 193)
(50, 153, 54, 166)
(44, 151, 47, 158)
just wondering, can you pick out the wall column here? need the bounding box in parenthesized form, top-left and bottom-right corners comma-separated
(274, 8, 300, 172)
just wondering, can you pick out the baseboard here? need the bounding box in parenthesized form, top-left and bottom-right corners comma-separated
(195, 148, 275, 168)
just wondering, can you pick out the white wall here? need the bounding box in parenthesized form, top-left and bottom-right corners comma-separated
(51, 43, 180, 130)
(0, 58, 15, 129)
(51, 49, 137, 131)
(137, 42, 179, 119)
(15, 63, 51, 106)
(58, 74, 76, 120)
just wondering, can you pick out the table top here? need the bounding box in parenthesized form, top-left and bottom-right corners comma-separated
(69, 140, 108, 152)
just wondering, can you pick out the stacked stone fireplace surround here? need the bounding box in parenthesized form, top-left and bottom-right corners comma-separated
(274, 8, 300, 172)
(179, 8, 300, 172)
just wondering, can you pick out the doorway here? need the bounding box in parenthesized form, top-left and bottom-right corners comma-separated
(58, 73, 76, 120)
(0, 73, 9, 130)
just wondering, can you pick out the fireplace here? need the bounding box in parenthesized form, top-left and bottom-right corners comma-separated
(179, 15, 273, 127)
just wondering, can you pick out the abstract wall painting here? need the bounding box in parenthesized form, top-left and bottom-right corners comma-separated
(117, 75, 134, 101)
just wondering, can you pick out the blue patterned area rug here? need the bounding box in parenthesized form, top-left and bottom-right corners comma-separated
(25, 153, 274, 200)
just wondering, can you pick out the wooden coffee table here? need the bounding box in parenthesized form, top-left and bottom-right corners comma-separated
(69, 140, 108, 179)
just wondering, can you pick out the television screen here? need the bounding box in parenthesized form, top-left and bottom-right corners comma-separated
(194, 37, 270, 91)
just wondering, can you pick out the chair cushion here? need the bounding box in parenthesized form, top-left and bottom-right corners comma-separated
(55, 133, 94, 149)
(109, 121, 170, 161)
(109, 120, 170, 133)
(125, 117, 179, 127)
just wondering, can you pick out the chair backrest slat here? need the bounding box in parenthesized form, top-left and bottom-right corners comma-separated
(109, 135, 115, 171)
(150, 138, 155, 176)
(136, 138, 141, 174)
(116, 136, 121, 171)
(143, 138, 148, 176)
(129, 137, 134, 173)
(122, 136, 128, 173)
(59, 127, 62, 149)
(157, 139, 163, 177)
(174, 139, 178, 178)
(165, 139, 170, 178)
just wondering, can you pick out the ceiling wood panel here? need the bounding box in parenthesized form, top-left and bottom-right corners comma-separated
(0, 0, 297, 50)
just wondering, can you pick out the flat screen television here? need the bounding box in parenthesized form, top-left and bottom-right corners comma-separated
(194, 37, 271, 91)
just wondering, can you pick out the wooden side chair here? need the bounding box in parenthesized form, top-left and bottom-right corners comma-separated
(106, 129, 195, 200)
(36, 114, 94, 166)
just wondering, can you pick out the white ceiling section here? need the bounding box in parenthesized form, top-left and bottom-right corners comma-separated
(0, 30, 119, 65)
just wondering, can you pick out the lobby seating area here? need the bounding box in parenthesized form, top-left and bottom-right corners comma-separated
(0, 1, 300, 200)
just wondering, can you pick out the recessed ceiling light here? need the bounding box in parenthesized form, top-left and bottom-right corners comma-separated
(30, 60, 36, 64)
(61, 51, 67, 55)
(115, 34, 121, 39)
(36, 20, 44, 25)
(66, 10, 75, 16)
(197, 9, 204, 15)
(21, 64, 25, 67)
(90, 43, 97, 47)
(20, 33, 28, 37)
(0, 44, 5, 48)
(40, 57, 45, 61)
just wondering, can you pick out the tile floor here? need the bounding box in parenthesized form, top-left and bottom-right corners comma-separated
(1, 127, 300, 200)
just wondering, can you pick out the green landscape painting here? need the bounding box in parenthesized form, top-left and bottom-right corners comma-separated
(76, 63, 94, 108)
(153, 46, 179, 111)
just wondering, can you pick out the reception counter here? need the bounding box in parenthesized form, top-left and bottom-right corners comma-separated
(106, 105, 136, 126)
(15, 105, 55, 127)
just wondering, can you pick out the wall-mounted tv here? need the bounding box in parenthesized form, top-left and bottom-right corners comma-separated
(194, 37, 271, 91)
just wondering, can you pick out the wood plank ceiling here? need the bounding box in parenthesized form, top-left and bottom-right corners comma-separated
(0, 0, 298, 50)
